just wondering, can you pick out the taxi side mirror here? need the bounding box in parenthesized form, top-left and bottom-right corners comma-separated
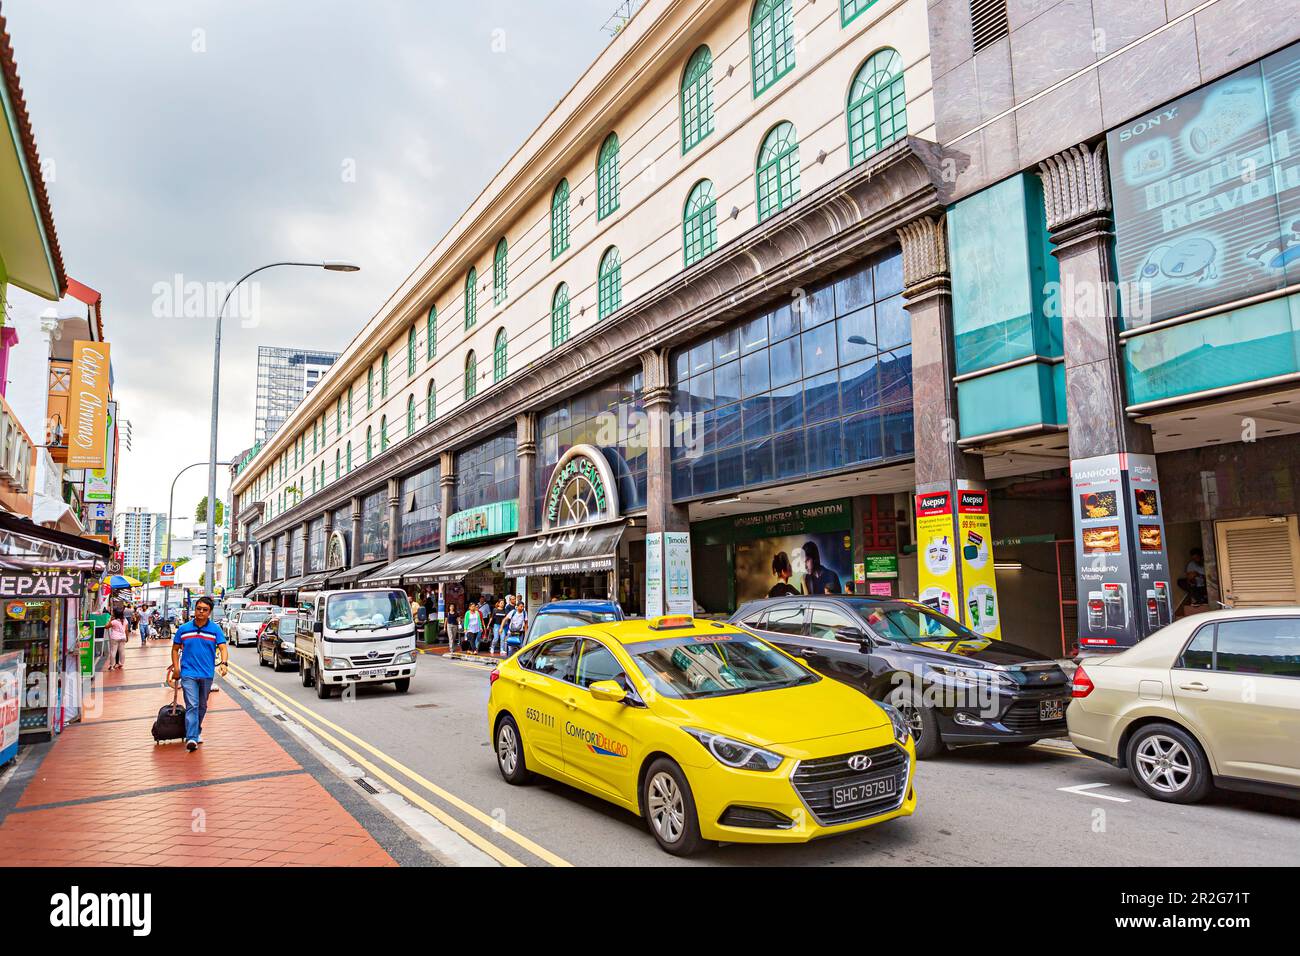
(589, 680, 627, 704)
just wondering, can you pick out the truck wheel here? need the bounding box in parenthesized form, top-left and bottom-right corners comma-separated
(393, 678, 411, 693)
(300, 658, 313, 687)
(315, 662, 332, 699)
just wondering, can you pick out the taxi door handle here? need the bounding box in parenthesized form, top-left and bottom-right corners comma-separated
(1179, 682, 1209, 692)
(564, 697, 578, 710)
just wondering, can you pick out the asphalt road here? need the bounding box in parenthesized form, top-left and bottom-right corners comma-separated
(221, 645, 1300, 867)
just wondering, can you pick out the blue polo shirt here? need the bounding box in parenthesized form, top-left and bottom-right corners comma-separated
(172, 620, 227, 679)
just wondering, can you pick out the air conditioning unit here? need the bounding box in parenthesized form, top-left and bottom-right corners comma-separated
(0, 410, 17, 485)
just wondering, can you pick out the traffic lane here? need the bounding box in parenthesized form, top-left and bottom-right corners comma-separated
(225, 648, 1300, 866)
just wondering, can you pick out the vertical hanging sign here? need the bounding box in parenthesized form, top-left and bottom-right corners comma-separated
(66, 341, 111, 469)
(956, 489, 1002, 639)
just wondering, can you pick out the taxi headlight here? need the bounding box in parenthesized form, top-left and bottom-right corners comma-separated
(876, 701, 912, 746)
(683, 727, 783, 772)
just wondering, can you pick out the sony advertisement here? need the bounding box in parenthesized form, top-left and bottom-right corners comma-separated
(1108, 40, 1300, 328)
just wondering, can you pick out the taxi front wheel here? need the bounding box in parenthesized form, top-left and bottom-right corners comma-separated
(496, 715, 532, 785)
(642, 758, 704, 857)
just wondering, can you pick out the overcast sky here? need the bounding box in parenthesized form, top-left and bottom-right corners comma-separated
(6, 0, 616, 521)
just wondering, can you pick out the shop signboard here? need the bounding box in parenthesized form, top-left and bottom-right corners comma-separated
(1071, 454, 1172, 649)
(0, 569, 83, 598)
(645, 533, 664, 616)
(955, 490, 1002, 639)
(864, 553, 899, 579)
(664, 532, 693, 615)
(543, 445, 619, 529)
(915, 491, 960, 624)
(84, 402, 117, 502)
(0, 650, 22, 765)
(78, 619, 95, 677)
(66, 341, 112, 469)
(1108, 41, 1300, 328)
(446, 500, 518, 545)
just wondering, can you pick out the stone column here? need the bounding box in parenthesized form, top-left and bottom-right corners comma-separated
(516, 412, 537, 539)
(386, 477, 400, 562)
(299, 521, 311, 575)
(439, 452, 456, 552)
(350, 496, 363, 568)
(900, 214, 985, 627)
(640, 348, 688, 535)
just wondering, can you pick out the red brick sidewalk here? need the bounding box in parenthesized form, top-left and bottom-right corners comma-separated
(0, 640, 396, 867)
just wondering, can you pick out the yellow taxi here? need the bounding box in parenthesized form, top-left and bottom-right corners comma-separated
(487, 615, 917, 855)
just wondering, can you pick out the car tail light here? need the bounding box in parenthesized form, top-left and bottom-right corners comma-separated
(489, 668, 500, 686)
(1071, 665, 1095, 698)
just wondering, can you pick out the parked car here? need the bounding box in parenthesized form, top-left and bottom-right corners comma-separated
(1068, 607, 1300, 804)
(523, 599, 625, 646)
(229, 607, 274, 647)
(731, 596, 1074, 758)
(258, 611, 300, 671)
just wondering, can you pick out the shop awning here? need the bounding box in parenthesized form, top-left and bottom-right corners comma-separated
(297, 572, 328, 591)
(251, 580, 283, 597)
(32, 495, 85, 535)
(279, 575, 308, 593)
(503, 523, 625, 577)
(409, 540, 512, 584)
(0, 508, 110, 562)
(326, 560, 387, 587)
(366, 552, 439, 587)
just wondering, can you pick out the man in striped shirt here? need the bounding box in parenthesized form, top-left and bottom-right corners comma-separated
(168, 595, 229, 752)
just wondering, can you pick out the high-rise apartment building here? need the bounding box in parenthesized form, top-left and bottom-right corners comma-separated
(254, 347, 340, 443)
(112, 507, 165, 572)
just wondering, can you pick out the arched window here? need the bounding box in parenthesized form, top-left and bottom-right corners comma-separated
(598, 247, 622, 320)
(367, 368, 374, 410)
(335, 449, 341, 481)
(335, 397, 342, 435)
(551, 284, 570, 348)
(841, 0, 876, 27)
(493, 328, 508, 382)
(380, 416, 388, 451)
(312, 420, 318, 455)
(426, 304, 437, 360)
(311, 465, 317, 494)
(597, 133, 620, 220)
(756, 121, 800, 222)
(407, 326, 417, 376)
(406, 394, 416, 435)
(681, 46, 714, 153)
(464, 267, 477, 329)
(847, 48, 906, 166)
(751, 0, 795, 96)
(427, 379, 436, 422)
(346, 442, 352, 472)
(683, 179, 717, 266)
(347, 385, 353, 425)
(381, 353, 389, 397)
(551, 180, 570, 259)
(366, 427, 373, 461)
(493, 238, 508, 305)
(465, 350, 477, 400)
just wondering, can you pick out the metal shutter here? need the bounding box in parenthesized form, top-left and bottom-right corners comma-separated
(1215, 517, 1300, 607)
(970, 0, 1009, 55)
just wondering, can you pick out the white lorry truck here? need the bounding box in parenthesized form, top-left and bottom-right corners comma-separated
(296, 588, 419, 699)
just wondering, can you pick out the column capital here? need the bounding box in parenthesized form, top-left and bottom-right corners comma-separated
(515, 410, 535, 448)
(640, 347, 671, 393)
(898, 214, 949, 294)
(1038, 141, 1111, 233)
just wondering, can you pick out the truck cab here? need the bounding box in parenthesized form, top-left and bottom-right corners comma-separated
(295, 588, 419, 699)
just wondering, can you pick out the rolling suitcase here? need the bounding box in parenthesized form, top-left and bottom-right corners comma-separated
(151, 682, 187, 744)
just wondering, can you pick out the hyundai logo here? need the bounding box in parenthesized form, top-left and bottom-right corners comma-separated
(847, 753, 873, 772)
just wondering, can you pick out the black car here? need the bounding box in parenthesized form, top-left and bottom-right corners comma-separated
(257, 613, 300, 672)
(731, 596, 1073, 758)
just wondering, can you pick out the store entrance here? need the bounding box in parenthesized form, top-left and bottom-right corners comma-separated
(544, 571, 612, 603)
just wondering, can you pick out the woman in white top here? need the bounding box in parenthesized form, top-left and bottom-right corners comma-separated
(106, 607, 128, 670)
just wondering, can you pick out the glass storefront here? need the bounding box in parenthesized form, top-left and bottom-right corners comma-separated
(290, 525, 305, 578)
(308, 517, 325, 572)
(454, 427, 517, 513)
(274, 534, 287, 579)
(359, 489, 387, 563)
(400, 462, 442, 555)
(669, 248, 912, 501)
(1, 599, 60, 735)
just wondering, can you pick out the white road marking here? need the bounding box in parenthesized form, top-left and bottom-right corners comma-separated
(1056, 782, 1131, 803)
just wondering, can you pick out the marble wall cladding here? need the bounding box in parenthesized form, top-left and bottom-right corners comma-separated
(1007, 0, 1067, 32)
(1195, 0, 1300, 77)
(1098, 17, 1201, 129)
(930, 0, 975, 82)
(1158, 434, 1300, 525)
(1063, 357, 1124, 457)
(1015, 70, 1103, 169)
(1008, 0, 1099, 102)
(1092, 0, 1169, 51)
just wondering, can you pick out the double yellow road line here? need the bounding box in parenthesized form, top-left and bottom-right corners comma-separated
(225, 660, 571, 867)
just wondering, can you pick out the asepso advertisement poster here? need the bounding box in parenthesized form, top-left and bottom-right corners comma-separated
(915, 491, 960, 628)
(956, 490, 1001, 639)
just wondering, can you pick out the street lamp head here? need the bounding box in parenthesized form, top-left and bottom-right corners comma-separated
(322, 260, 361, 272)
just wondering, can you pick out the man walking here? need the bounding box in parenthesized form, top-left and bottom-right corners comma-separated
(169, 595, 228, 752)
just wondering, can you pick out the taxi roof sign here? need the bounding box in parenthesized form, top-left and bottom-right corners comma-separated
(647, 615, 695, 630)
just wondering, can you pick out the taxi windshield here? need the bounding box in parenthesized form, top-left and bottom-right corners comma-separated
(326, 591, 413, 631)
(628, 633, 816, 699)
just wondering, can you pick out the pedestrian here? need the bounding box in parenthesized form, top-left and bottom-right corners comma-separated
(478, 597, 493, 654)
(169, 595, 229, 752)
(106, 607, 128, 670)
(489, 598, 507, 655)
(462, 600, 484, 652)
(505, 600, 527, 655)
(139, 612, 149, 645)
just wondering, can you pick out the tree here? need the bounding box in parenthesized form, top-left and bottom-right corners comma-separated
(195, 496, 225, 525)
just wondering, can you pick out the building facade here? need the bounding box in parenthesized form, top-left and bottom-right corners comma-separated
(254, 346, 341, 443)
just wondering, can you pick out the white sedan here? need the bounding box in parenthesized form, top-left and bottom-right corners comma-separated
(230, 609, 273, 647)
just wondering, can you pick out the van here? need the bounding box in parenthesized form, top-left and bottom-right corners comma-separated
(295, 589, 419, 699)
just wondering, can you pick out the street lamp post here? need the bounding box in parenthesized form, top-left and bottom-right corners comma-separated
(203, 260, 360, 596)
(162, 460, 230, 620)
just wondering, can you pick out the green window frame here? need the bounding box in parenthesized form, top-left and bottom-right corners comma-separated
(493, 328, 508, 382)
(381, 353, 389, 398)
(335, 449, 341, 481)
(346, 442, 352, 472)
(311, 466, 316, 494)
(756, 121, 800, 222)
(347, 386, 353, 425)
(407, 326, 416, 377)
(751, 0, 795, 97)
(335, 397, 341, 436)
(840, 0, 878, 25)
(847, 48, 906, 166)
(406, 395, 416, 435)
(598, 247, 622, 320)
(367, 368, 374, 410)
(366, 427, 373, 461)
(551, 283, 570, 348)
(551, 180, 570, 258)
(493, 238, 508, 305)
(465, 351, 477, 401)
(381, 416, 388, 452)
(427, 304, 437, 360)
(596, 134, 620, 220)
(465, 267, 477, 330)
(683, 179, 717, 266)
(681, 46, 714, 154)
(312, 421, 318, 455)
(427, 380, 436, 422)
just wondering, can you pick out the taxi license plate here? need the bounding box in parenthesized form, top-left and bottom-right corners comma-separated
(1039, 698, 1066, 721)
(361, 668, 384, 679)
(832, 776, 896, 809)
